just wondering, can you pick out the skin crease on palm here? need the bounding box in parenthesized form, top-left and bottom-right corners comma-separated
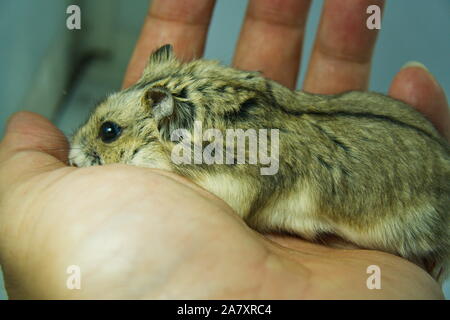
(0, 0, 448, 299)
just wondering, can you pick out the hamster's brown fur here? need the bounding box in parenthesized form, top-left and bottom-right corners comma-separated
(70, 45, 450, 282)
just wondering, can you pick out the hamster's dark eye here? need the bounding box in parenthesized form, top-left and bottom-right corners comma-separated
(99, 121, 122, 143)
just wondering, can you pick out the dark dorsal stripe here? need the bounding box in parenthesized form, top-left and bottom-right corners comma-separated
(263, 81, 447, 150)
(296, 110, 446, 149)
(223, 97, 259, 122)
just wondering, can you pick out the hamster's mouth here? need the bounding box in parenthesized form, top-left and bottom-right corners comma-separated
(90, 151, 102, 166)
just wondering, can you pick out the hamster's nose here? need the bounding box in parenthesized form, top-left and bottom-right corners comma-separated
(68, 144, 90, 167)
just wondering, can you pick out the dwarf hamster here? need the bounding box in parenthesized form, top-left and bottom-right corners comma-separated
(70, 45, 450, 282)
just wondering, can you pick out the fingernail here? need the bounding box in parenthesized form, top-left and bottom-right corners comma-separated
(401, 61, 429, 72)
(401, 61, 442, 90)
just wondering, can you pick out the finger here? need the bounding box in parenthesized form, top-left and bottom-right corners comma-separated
(123, 0, 216, 88)
(389, 62, 450, 141)
(0, 112, 68, 187)
(303, 0, 384, 93)
(233, 0, 311, 89)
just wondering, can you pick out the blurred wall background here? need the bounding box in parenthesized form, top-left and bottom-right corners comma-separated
(0, 0, 449, 300)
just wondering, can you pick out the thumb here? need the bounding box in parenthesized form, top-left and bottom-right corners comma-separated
(388, 62, 450, 141)
(0, 112, 69, 184)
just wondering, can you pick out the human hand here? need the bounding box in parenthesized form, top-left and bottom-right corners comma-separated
(0, 0, 447, 299)
(0, 111, 444, 299)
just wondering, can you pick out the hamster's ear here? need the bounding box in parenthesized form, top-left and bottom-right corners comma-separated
(142, 44, 178, 79)
(149, 44, 174, 64)
(142, 44, 175, 75)
(146, 87, 195, 140)
(146, 87, 174, 122)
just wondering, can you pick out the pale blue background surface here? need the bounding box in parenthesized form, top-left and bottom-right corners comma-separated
(0, 0, 449, 300)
